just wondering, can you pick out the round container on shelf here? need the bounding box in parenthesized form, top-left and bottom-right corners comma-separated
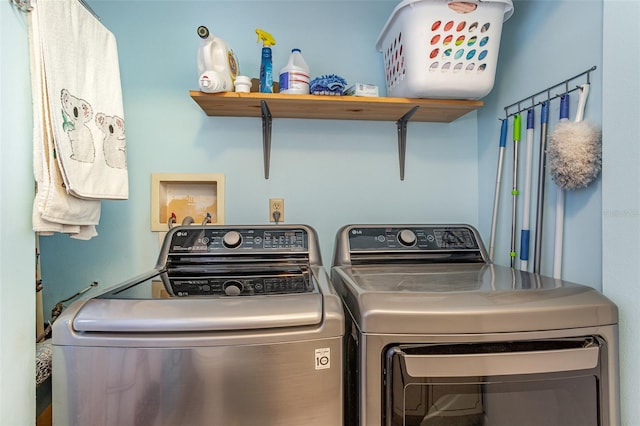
(234, 75, 252, 93)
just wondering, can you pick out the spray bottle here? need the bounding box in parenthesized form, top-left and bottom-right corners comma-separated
(197, 25, 239, 93)
(255, 29, 276, 93)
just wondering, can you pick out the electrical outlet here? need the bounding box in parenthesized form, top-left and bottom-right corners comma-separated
(269, 198, 285, 223)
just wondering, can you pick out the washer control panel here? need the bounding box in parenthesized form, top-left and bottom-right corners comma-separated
(167, 227, 309, 254)
(169, 274, 312, 297)
(161, 226, 316, 297)
(347, 225, 480, 252)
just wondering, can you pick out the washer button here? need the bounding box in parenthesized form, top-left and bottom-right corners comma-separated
(223, 280, 243, 296)
(222, 231, 242, 248)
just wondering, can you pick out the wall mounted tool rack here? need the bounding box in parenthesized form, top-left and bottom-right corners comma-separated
(503, 66, 596, 118)
(190, 91, 482, 180)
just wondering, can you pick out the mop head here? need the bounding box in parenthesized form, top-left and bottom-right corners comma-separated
(309, 74, 347, 96)
(547, 120, 602, 190)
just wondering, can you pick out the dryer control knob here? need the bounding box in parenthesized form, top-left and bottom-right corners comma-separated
(223, 231, 242, 248)
(223, 280, 243, 296)
(397, 229, 417, 247)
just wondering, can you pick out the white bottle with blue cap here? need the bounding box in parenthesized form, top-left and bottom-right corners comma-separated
(279, 48, 310, 95)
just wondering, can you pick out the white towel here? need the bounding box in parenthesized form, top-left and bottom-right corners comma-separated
(29, 0, 101, 238)
(35, 0, 129, 200)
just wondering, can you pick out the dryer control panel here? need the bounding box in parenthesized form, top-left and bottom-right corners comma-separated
(348, 226, 479, 250)
(333, 224, 488, 266)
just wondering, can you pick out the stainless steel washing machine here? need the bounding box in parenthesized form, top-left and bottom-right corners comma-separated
(53, 225, 343, 426)
(331, 224, 619, 426)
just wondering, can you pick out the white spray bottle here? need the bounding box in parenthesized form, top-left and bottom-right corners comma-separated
(197, 26, 239, 93)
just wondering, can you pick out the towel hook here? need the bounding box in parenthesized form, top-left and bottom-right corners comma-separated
(12, 0, 33, 12)
(502, 66, 596, 118)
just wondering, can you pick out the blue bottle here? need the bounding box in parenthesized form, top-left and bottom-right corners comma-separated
(256, 29, 276, 93)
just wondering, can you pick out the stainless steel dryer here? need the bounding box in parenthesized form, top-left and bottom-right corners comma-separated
(53, 225, 343, 426)
(331, 224, 619, 426)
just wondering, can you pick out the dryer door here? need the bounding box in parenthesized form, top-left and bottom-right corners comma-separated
(383, 337, 607, 426)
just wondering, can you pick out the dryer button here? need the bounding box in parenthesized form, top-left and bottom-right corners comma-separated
(398, 229, 417, 247)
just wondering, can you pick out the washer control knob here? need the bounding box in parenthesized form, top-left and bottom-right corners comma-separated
(397, 229, 417, 247)
(223, 280, 243, 296)
(222, 231, 242, 248)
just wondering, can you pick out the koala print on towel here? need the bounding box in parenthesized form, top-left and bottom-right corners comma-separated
(95, 113, 127, 169)
(60, 89, 96, 163)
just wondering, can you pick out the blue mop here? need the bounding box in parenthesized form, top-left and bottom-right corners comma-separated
(309, 74, 347, 96)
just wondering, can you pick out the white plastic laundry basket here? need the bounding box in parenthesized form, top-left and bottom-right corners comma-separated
(376, 0, 514, 99)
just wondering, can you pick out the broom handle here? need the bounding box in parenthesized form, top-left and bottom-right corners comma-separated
(510, 114, 521, 268)
(553, 85, 590, 279)
(519, 108, 535, 271)
(489, 119, 508, 261)
(533, 102, 550, 274)
(553, 95, 570, 279)
(553, 189, 565, 279)
(575, 84, 590, 122)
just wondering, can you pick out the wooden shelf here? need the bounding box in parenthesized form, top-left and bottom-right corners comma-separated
(189, 91, 483, 180)
(189, 91, 482, 123)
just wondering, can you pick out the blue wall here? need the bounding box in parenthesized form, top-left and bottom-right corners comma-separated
(602, 1, 640, 424)
(479, 1, 603, 285)
(40, 0, 605, 318)
(39, 0, 480, 310)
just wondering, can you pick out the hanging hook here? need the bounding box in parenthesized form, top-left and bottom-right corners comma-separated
(11, 0, 32, 12)
(502, 66, 597, 118)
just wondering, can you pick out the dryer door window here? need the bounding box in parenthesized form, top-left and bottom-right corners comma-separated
(383, 338, 607, 426)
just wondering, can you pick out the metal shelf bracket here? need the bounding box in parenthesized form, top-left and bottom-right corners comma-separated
(260, 100, 272, 179)
(261, 102, 421, 180)
(396, 106, 420, 181)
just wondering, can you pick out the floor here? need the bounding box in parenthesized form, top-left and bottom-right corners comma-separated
(36, 405, 51, 426)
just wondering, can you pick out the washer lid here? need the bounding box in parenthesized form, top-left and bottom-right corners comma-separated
(332, 263, 618, 334)
(71, 271, 324, 333)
